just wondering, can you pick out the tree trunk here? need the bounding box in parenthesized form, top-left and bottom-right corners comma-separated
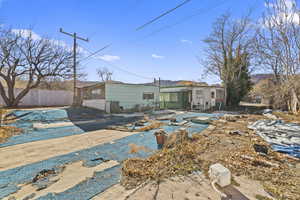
(290, 88, 299, 114)
(224, 82, 228, 107)
(0, 83, 10, 106)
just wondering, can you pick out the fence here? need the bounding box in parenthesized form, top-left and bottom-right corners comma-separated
(0, 88, 73, 107)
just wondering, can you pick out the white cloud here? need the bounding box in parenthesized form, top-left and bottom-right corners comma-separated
(180, 39, 192, 44)
(11, 29, 42, 40)
(151, 54, 164, 59)
(97, 54, 120, 62)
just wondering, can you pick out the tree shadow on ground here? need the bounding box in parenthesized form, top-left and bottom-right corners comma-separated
(64, 107, 142, 132)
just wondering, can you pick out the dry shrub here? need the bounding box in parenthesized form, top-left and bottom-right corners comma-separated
(164, 129, 189, 148)
(121, 141, 201, 189)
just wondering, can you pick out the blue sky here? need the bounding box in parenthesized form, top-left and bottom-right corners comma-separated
(0, 0, 264, 84)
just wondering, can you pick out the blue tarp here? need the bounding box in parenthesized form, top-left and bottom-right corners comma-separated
(248, 119, 300, 158)
(1, 109, 216, 199)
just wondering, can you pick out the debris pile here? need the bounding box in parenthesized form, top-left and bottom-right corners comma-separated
(121, 130, 201, 189)
(121, 114, 300, 200)
(31, 168, 62, 191)
(248, 119, 300, 158)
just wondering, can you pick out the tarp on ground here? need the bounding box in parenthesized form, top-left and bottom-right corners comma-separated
(248, 119, 300, 158)
(1, 109, 219, 199)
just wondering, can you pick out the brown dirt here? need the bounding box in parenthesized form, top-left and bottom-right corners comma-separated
(121, 114, 300, 200)
(0, 126, 22, 143)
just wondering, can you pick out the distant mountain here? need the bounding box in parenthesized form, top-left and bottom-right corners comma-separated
(144, 80, 208, 87)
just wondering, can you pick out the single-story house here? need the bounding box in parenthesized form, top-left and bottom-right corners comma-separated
(76, 82, 160, 113)
(160, 85, 225, 111)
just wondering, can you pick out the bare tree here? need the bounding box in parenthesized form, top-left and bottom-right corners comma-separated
(97, 67, 113, 82)
(202, 13, 255, 106)
(255, 0, 300, 113)
(0, 28, 72, 107)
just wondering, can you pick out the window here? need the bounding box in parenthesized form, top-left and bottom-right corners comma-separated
(196, 90, 203, 95)
(143, 92, 154, 100)
(91, 89, 102, 95)
(170, 93, 178, 102)
(216, 89, 225, 99)
(211, 91, 215, 99)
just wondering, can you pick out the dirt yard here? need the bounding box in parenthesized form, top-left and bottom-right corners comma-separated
(1, 108, 299, 200)
(120, 114, 300, 200)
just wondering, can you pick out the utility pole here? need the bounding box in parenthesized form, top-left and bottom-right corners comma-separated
(59, 28, 89, 105)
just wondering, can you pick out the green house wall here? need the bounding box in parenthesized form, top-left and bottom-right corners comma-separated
(160, 92, 190, 109)
(105, 83, 159, 109)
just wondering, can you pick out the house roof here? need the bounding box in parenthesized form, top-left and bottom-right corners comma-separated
(161, 84, 224, 89)
(77, 81, 158, 89)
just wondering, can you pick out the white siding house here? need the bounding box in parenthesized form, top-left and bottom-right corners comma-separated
(160, 85, 224, 111)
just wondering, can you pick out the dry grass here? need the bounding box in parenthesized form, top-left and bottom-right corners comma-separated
(121, 114, 300, 200)
(0, 126, 22, 143)
(273, 112, 300, 123)
(128, 143, 151, 154)
(121, 140, 201, 189)
(0, 109, 22, 143)
(134, 121, 164, 132)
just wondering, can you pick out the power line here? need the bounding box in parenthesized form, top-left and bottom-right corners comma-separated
(136, 0, 192, 31)
(78, 45, 154, 80)
(136, 0, 229, 41)
(79, 44, 111, 62)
